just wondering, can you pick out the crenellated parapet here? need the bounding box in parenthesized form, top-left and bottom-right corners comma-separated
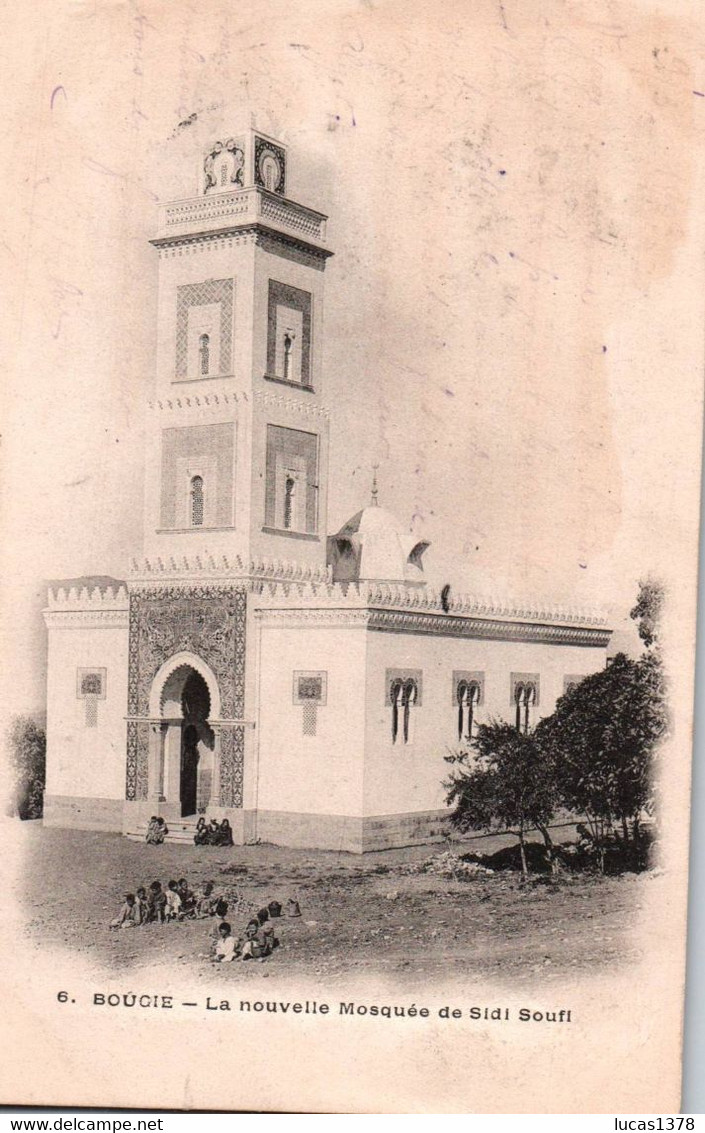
(254, 578, 608, 626)
(46, 582, 129, 608)
(44, 579, 129, 628)
(129, 553, 333, 587)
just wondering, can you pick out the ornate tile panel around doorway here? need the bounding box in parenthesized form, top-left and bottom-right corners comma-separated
(126, 586, 247, 805)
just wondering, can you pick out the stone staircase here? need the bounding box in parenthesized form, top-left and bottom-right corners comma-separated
(125, 818, 200, 846)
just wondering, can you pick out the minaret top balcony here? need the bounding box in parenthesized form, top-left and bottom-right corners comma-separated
(151, 128, 331, 258)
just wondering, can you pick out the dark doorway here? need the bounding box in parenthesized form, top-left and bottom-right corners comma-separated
(180, 724, 199, 817)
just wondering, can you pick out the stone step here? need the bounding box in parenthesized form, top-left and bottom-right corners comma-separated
(125, 819, 203, 845)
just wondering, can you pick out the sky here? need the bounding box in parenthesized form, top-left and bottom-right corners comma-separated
(3, 0, 704, 716)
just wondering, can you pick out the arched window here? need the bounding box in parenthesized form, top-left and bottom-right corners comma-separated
(190, 475, 204, 527)
(199, 333, 210, 376)
(457, 679, 481, 741)
(514, 681, 537, 734)
(391, 677, 418, 745)
(283, 475, 296, 529)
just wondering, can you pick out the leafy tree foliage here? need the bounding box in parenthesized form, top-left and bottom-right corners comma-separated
(444, 722, 560, 877)
(630, 578, 665, 649)
(8, 715, 46, 819)
(536, 651, 667, 869)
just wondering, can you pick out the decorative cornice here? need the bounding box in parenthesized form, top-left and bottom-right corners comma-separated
(151, 223, 332, 267)
(253, 604, 610, 645)
(156, 231, 257, 258)
(367, 609, 611, 646)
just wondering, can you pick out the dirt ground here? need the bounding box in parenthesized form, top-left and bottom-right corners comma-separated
(19, 824, 645, 987)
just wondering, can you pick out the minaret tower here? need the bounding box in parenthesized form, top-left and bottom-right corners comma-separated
(141, 127, 332, 567)
(123, 129, 334, 839)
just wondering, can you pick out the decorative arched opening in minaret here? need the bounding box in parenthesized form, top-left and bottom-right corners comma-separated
(149, 653, 221, 818)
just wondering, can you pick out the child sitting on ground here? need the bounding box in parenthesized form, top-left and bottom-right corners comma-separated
(241, 918, 271, 961)
(110, 893, 139, 929)
(177, 878, 195, 917)
(196, 881, 215, 918)
(256, 906, 278, 952)
(165, 880, 182, 921)
(135, 887, 148, 925)
(147, 880, 167, 923)
(212, 921, 240, 963)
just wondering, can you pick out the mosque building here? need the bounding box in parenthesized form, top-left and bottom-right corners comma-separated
(42, 128, 611, 852)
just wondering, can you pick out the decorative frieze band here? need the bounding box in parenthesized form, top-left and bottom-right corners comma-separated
(254, 390, 329, 420)
(148, 391, 247, 412)
(43, 610, 129, 628)
(129, 554, 332, 585)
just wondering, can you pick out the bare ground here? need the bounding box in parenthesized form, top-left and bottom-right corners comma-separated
(19, 824, 644, 987)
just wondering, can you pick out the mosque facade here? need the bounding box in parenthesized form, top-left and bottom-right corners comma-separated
(42, 128, 611, 852)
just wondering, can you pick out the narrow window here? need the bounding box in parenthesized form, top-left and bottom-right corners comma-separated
(265, 425, 319, 535)
(514, 682, 536, 733)
(190, 475, 204, 527)
(457, 680, 469, 741)
(391, 678, 403, 744)
(199, 333, 210, 376)
(457, 680, 481, 741)
(283, 475, 296, 530)
(391, 678, 418, 745)
(283, 332, 293, 381)
(467, 681, 480, 739)
(401, 679, 418, 744)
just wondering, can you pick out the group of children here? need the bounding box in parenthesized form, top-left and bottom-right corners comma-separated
(194, 817, 234, 847)
(110, 878, 227, 928)
(212, 901, 298, 963)
(109, 878, 302, 965)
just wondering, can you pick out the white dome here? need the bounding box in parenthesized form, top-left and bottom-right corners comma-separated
(327, 506, 430, 583)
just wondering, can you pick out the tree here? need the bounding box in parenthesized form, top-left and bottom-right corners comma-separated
(444, 722, 560, 878)
(630, 578, 665, 649)
(536, 652, 667, 870)
(8, 715, 46, 820)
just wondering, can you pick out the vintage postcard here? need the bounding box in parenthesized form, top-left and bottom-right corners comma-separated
(1, 0, 704, 1114)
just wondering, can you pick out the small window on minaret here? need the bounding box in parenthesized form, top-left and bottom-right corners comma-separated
(283, 475, 296, 529)
(190, 475, 204, 527)
(283, 332, 294, 381)
(264, 426, 319, 535)
(199, 334, 210, 376)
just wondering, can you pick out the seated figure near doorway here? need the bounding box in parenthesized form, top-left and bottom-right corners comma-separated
(145, 816, 168, 845)
(213, 818, 234, 847)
